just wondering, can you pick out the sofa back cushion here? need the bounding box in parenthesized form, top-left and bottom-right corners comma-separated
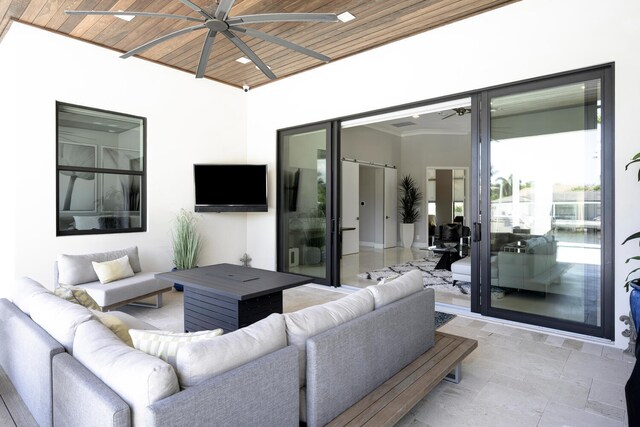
(29, 291, 94, 353)
(73, 320, 179, 426)
(57, 247, 142, 286)
(284, 288, 374, 386)
(176, 313, 287, 389)
(368, 269, 423, 309)
(10, 277, 50, 315)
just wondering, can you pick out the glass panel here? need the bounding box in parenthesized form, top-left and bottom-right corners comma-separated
(59, 172, 142, 231)
(57, 103, 145, 234)
(489, 79, 601, 326)
(281, 129, 328, 279)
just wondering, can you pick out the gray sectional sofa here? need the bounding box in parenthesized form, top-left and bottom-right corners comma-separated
(0, 269, 435, 426)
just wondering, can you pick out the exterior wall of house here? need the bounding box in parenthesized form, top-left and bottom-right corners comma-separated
(246, 0, 640, 347)
(0, 22, 248, 293)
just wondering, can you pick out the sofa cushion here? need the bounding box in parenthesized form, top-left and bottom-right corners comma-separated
(368, 269, 423, 309)
(92, 255, 135, 284)
(57, 247, 142, 286)
(284, 288, 374, 386)
(29, 291, 94, 353)
(129, 329, 223, 367)
(75, 272, 168, 307)
(10, 277, 50, 315)
(73, 320, 180, 426)
(176, 313, 287, 389)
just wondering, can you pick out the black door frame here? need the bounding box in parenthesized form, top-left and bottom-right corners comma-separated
(275, 64, 614, 339)
(276, 121, 341, 286)
(477, 66, 614, 339)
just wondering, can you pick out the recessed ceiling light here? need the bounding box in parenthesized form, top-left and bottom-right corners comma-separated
(114, 12, 134, 22)
(236, 57, 251, 64)
(255, 65, 272, 71)
(412, 115, 420, 119)
(337, 12, 356, 23)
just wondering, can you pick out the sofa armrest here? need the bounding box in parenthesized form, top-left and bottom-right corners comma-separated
(146, 346, 299, 427)
(52, 353, 130, 427)
(0, 299, 65, 427)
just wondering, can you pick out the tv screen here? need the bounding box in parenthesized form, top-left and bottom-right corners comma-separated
(194, 164, 268, 212)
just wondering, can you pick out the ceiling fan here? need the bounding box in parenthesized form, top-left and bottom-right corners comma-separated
(440, 107, 471, 120)
(65, 0, 339, 80)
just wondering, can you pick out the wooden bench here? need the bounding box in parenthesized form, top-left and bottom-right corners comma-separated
(327, 332, 478, 427)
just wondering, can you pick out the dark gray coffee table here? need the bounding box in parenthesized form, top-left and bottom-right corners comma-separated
(156, 264, 312, 332)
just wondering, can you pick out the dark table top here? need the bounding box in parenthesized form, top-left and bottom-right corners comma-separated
(155, 263, 312, 301)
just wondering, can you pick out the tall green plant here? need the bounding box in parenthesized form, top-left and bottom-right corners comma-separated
(399, 175, 423, 224)
(623, 152, 640, 291)
(172, 209, 202, 270)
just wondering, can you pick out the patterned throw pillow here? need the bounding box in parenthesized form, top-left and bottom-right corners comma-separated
(91, 310, 134, 346)
(129, 329, 223, 367)
(92, 255, 135, 284)
(54, 285, 100, 310)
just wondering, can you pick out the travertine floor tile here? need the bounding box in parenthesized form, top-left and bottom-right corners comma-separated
(539, 401, 623, 427)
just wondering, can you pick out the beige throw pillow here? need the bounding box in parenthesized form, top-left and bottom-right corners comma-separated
(129, 329, 223, 367)
(92, 255, 135, 284)
(91, 311, 135, 346)
(54, 285, 101, 310)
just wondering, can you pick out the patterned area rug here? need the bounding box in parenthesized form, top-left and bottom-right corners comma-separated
(357, 256, 470, 295)
(435, 311, 456, 329)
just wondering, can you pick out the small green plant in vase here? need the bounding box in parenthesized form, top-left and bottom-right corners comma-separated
(172, 209, 202, 291)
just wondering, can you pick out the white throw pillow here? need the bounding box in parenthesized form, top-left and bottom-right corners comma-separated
(176, 313, 287, 389)
(129, 329, 223, 367)
(284, 287, 374, 386)
(92, 255, 135, 284)
(368, 269, 423, 309)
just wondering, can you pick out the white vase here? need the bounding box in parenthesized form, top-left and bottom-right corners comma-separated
(401, 223, 415, 248)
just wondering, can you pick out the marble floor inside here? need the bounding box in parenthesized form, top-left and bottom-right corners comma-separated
(0, 284, 633, 426)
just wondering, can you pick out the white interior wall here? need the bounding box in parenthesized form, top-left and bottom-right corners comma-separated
(401, 134, 472, 244)
(246, 0, 640, 347)
(0, 23, 248, 294)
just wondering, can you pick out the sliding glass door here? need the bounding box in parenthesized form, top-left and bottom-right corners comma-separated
(479, 67, 614, 338)
(277, 122, 339, 285)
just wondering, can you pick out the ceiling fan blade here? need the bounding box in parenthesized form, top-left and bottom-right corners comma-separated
(440, 112, 456, 120)
(64, 10, 203, 22)
(214, 0, 236, 21)
(178, 0, 213, 19)
(222, 30, 276, 80)
(120, 23, 207, 58)
(230, 27, 330, 62)
(228, 13, 338, 26)
(196, 29, 217, 78)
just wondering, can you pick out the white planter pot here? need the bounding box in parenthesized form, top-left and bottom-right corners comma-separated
(401, 223, 415, 248)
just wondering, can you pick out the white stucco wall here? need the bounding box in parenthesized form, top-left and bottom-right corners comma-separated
(245, 0, 640, 347)
(0, 22, 248, 293)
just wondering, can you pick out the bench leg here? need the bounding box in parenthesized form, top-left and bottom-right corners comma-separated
(129, 293, 163, 309)
(443, 362, 462, 384)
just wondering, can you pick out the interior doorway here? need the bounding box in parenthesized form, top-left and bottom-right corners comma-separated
(338, 98, 473, 309)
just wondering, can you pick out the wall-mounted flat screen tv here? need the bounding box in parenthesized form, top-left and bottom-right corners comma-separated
(194, 164, 268, 212)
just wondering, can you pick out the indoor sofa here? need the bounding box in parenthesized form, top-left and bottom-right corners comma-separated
(496, 234, 559, 293)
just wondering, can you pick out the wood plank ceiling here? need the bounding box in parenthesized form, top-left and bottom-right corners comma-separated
(0, 0, 519, 89)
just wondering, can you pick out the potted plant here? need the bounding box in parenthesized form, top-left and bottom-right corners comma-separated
(399, 175, 423, 248)
(171, 209, 202, 291)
